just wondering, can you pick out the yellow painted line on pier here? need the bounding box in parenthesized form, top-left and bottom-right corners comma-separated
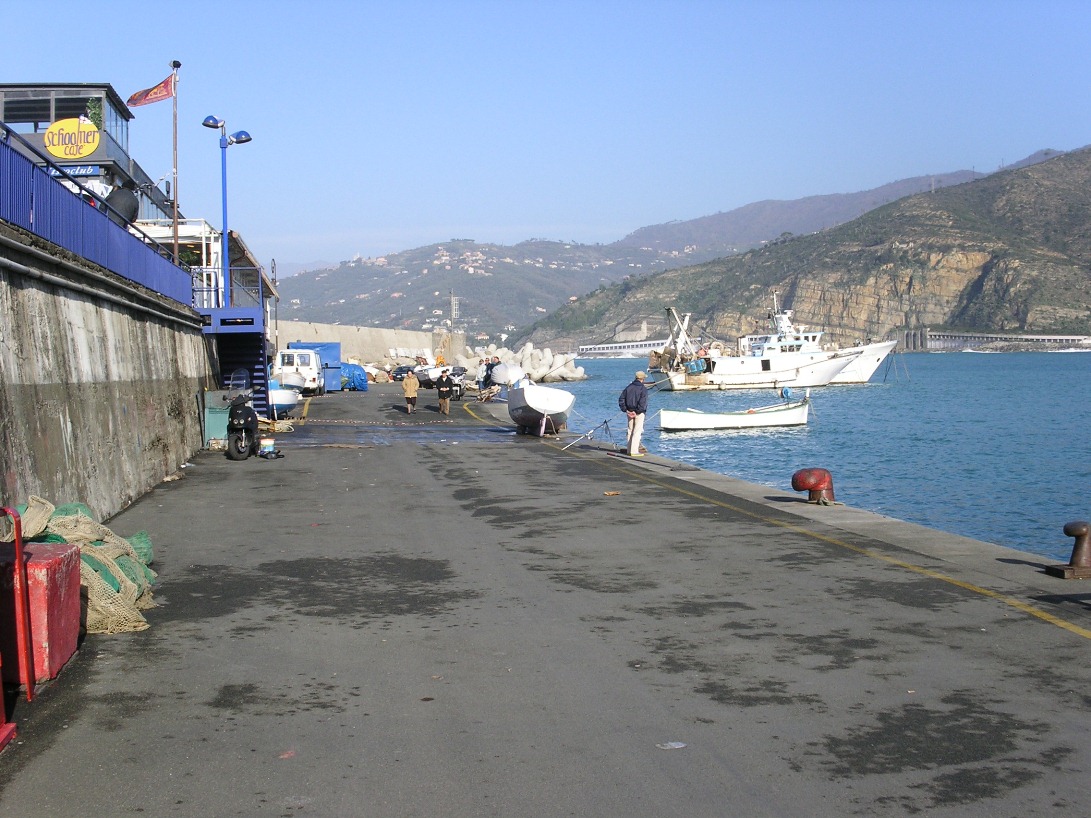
(298, 397, 312, 421)
(461, 402, 501, 425)
(560, 444, 1091, 642)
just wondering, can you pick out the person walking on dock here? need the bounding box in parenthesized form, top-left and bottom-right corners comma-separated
(402, 369, 420, 414)
(435, 369, 454, 415)
(618, 370, 649, 456)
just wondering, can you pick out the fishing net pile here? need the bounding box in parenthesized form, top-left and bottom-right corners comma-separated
(1, 495, 157, 634)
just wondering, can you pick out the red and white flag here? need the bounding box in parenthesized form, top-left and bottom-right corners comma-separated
(127, 75, 175, 108)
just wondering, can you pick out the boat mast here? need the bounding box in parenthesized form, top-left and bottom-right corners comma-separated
(665, 307, 698, 358)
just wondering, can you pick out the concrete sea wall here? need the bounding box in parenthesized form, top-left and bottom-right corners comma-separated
(274, 320, 465, 364)
(0, 224, 215, 522)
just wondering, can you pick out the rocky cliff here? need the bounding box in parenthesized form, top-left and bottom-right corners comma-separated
(524, 148, 1091, 349)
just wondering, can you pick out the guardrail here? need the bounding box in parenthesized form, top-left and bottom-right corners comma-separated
(192, 265, 264, 310)
(0, 121, 192, 305)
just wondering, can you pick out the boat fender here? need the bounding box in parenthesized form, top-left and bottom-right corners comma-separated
(780, 387, 793, 400)
(792, 467, 835, 504)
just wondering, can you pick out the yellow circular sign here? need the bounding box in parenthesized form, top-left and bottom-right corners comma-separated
(43, 117, 101, 159)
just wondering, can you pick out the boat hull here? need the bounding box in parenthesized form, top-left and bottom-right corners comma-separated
(828, 340, 898, 384)
(660, 397, 810, 431)
(276, 371, 306, 393)
(508, 383, 575, 435)
(661, 349, 858, 391)
(269, 388, 300, 419)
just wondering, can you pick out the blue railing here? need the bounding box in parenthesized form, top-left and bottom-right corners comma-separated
(0, 121, 192, 305)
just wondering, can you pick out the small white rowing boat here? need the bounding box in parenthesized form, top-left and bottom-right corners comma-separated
(659, 392, 810, 431)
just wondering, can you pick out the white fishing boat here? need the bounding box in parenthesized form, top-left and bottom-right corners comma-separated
(656, 296, 862, 392)
(659, 391, 810, 431)
(508, 381, 575, 436)
(829, 339, 898, 383)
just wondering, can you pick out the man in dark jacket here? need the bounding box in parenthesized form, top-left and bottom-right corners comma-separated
(435, 369, 454, 415)
(618, 370, 649, 456)
(104, 179, 139, 226)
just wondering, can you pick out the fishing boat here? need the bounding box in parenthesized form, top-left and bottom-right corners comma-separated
(829, 339, 898, 383)
(655, 296, 862, 391)
(508, 381, 575, 436)
(659, 391, 810, 431)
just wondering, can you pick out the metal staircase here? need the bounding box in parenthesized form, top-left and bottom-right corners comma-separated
(216, 333, 269, 417)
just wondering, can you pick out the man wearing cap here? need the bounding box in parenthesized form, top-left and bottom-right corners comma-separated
(618, 370, 649, 456)
(435, 368, 454, 415)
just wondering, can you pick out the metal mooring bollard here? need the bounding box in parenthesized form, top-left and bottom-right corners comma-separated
(792, 467, 835, 505)
(1045, 521, 1091, 579)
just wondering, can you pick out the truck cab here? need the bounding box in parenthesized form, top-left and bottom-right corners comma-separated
(274, 349, 324, 396)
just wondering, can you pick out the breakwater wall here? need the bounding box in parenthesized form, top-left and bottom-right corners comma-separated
(902, 327, 1091, 351)
(0, 223, 215, 522)
(273, 320, 466, 363)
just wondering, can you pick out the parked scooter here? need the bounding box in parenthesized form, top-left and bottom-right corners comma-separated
(226, 393, 260, 461)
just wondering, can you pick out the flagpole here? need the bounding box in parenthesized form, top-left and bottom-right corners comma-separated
(170, 60, 181, 264)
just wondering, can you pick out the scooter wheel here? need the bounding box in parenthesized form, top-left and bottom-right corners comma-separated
(226, 432, 251, 461)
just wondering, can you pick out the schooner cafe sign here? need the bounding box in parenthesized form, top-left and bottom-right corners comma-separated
(43, 117, 100, 159)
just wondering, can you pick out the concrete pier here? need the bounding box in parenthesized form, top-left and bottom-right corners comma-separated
(1, 383, 1089, 816)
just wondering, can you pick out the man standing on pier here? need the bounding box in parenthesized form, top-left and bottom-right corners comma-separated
(618, 370, 649, 456)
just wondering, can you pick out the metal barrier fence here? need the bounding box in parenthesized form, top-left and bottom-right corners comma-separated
(192, 266, 264, 310)
(0, 122, 192, 305)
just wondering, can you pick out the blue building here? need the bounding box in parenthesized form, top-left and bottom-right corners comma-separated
(0, 82, 277, 415)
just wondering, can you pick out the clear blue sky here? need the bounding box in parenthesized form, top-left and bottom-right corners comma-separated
(6, 0, 1091, 268)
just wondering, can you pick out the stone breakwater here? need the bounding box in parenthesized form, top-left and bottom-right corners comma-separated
(454, 342, 586, 382)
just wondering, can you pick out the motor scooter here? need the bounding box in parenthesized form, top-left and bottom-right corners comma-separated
(226, 393, 260, 461)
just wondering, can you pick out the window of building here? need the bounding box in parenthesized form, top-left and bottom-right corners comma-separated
(0, 88, 128, 150)
(2, 93, 51, 132)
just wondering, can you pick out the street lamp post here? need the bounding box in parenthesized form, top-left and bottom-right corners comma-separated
(202, 116, 252, 308)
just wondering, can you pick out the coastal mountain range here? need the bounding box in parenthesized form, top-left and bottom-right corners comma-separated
(274, 148, 1081, 345)
(524, 146, 1091, 350)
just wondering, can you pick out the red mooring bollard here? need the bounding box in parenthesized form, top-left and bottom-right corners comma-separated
(792, 468, 836, 505)
(1045, 520, 1091, 579)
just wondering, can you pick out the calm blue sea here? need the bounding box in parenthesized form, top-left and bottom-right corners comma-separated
(560, 352, 1091, 561)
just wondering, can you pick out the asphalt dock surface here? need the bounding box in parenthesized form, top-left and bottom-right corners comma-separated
(2, 383, 1090, 817)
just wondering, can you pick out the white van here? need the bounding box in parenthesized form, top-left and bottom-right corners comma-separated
(273, 349, 324, 395)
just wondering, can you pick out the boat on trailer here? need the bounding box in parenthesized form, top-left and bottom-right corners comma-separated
(659, 391, 810, 431)
(508, 381, 575, 436)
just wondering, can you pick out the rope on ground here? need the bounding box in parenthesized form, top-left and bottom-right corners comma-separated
(259, 416, 295, 433)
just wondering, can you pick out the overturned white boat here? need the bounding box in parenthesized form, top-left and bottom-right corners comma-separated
(659, 391, 810, 431)
(508, 381, 575, 436)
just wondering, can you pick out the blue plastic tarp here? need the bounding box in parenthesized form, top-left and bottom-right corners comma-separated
(288, 341, 343, 391)
(340, 362, 369, 391)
